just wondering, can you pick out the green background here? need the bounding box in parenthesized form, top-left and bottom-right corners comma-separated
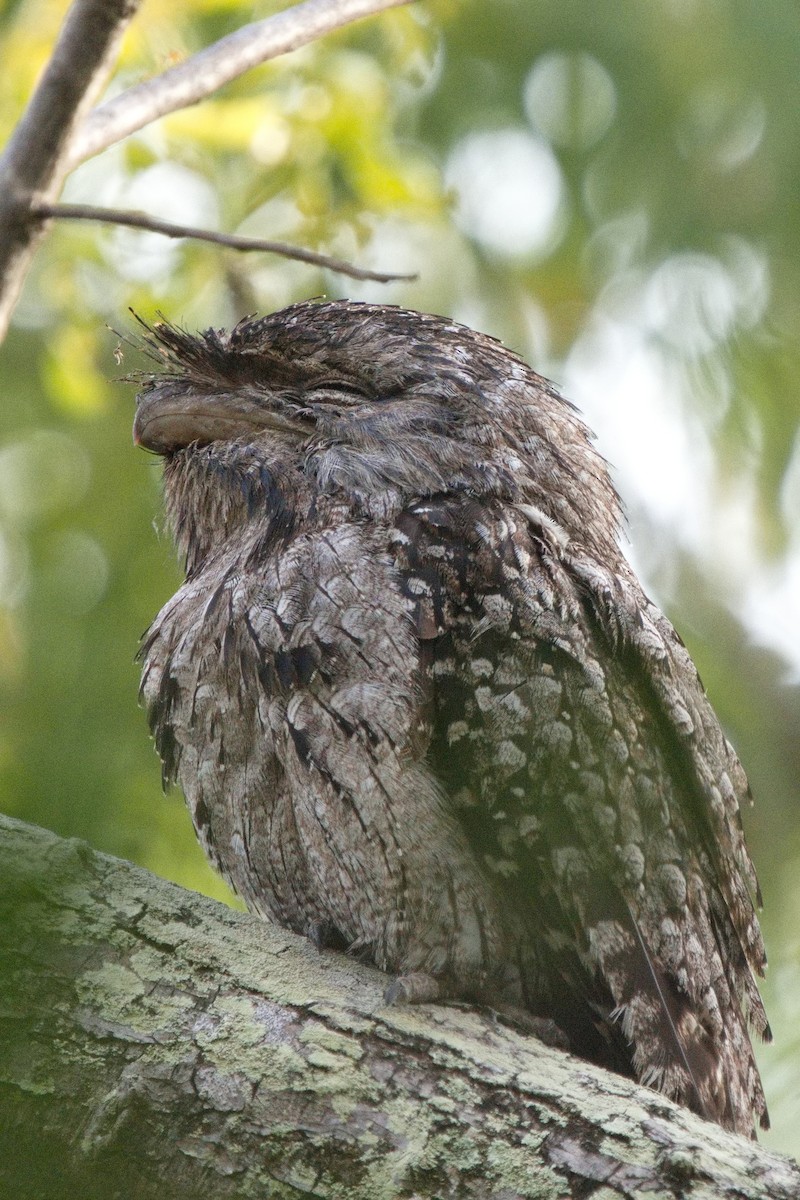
(1, 0, 798, 1155)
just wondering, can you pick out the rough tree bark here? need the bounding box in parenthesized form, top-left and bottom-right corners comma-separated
(1, 814, 797, 1200)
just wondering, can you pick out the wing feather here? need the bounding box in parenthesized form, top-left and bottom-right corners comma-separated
(394, 496, 767, 1135)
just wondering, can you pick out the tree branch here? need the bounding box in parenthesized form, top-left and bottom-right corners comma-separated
(0, 0, 141, 339)
(66, 0, 416, 171)
(30, 203, 417, 283)
(1, 813, 797, 1200)
(0, 0, 415, 344)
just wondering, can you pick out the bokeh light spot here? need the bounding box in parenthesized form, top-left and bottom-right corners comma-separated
(524, 51, 616, 151)
(42, 529, 109, 615)
(0, 431, 91, 525)
(445, 128, 565, 259)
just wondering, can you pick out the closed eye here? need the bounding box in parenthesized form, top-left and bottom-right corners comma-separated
(306, 380, 375, 406)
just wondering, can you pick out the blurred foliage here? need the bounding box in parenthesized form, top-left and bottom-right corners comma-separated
(1, 0, 799, 1157)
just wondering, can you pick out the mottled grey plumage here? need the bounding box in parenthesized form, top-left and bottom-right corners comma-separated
(134, 300, 769, 1135)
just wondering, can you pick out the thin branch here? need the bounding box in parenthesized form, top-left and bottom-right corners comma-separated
(66, 0, 416, 170)
(32, 202, 417, 283)
(0, 0, 141, 340)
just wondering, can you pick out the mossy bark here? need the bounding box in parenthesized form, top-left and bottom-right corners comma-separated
(0, 814, 796, 1199)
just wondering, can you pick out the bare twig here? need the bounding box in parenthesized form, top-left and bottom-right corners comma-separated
(31, 202, 417, 283)
(66, 0, 416, 170)
(0, 0, 141, 340)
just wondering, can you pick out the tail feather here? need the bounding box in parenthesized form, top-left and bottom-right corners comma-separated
(588, 904, 766, 1136)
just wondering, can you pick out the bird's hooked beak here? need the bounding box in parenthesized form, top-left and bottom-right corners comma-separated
(133, 388, 309, 454)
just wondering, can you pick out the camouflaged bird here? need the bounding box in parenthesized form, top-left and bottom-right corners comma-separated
(134, 300, 769, 1136)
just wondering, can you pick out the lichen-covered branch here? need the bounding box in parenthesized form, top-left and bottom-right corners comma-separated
(0, 814, 796, 1199)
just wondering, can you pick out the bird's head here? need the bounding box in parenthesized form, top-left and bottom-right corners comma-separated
(133, 300, 621, 572)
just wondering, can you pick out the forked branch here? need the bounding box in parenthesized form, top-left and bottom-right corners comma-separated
(0, 0, 416, 342)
